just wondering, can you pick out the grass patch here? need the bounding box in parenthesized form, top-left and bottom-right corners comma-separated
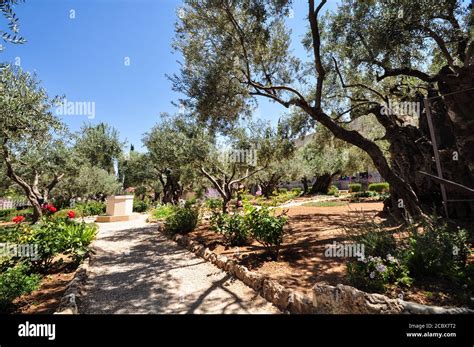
(151, 204, 176, 220)
(302, 201, 348, 207)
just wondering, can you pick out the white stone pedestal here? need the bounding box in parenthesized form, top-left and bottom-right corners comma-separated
(96, 195, 138, 222)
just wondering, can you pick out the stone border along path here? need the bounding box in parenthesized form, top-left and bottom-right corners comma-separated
(75, 215, 279, 314)
(161, 223, 474, 315)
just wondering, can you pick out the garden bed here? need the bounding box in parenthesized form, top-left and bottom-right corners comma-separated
(11, 255, 77, 314)
(184, 202, 472, 308)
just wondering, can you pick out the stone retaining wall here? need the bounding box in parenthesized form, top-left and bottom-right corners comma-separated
(54, 258, 90, 314)
(161, 225, 474, 315)
(313, 283, 474, 314)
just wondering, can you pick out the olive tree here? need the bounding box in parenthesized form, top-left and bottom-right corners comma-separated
(171, 0, 474, 218)
(0, 67, 67, 221)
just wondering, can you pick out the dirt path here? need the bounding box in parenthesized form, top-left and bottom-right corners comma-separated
(79, 215, 278, 314)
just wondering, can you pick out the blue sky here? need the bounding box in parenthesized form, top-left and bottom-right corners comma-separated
(2, 0, 339, 151)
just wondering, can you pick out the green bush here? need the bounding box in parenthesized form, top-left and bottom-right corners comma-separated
(164, 205, 199, 234)
(347, 255, 412, 293)
(0, 208, 16, 220)
(53, 209, 79, 219)
(327, 185, 339, 196)
(345, 221, 397, 258)
(211, 213, 249, 246)
(404, 220, 469, 280)
(245, 207, 287, 258)
(133, 199, 150, 213)
(291, 187, 302, 195)
(0, 262, 40, 310)
(22, 218, 97, 269)
(75, 201, 106, 216)
(354, 191, 378, 198)
(0, 208, 33, 222)
(277, 187, 288, 194)
(151, 204, 176, 220)
(205, 198, 222, 210)
(368, 182, 390, 193)
(349, 183, 362, 193)
(269, 190, 299, 205)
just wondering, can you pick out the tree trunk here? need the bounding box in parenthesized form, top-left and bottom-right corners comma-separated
(307, 108, 424, 218)
(309, 172, 339, 195)
(301, 176, 309, 195)
(222, 197, 230, 214)
(161, 173, 182, 205)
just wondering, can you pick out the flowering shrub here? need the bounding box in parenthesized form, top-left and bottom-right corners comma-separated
(404, 220, 469, 280)
(347, 254, 412, 293)
(11, 215, 98, 270)
(42, 203, 57, 214)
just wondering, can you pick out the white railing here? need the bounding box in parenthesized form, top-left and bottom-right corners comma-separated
(0, 198, 30, 210)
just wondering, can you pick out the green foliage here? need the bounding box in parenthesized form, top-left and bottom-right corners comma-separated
(57, 164, 120, 202)
(354, 191, 378, 198)
(291, 187, 302, 195)
(211, 212, 249, 246)
(302, 201, 347, 208)
(347, 255, 412, 293)
(404, 221, 469, 280)
(277, 187, 287, 194)
(0, 208, 16, 219)
(133, 199, 150, 213)
(346, 223, 397, 259)
(74, 123, 124, 174)
(0, 208, 32, 222)
(349, 183, 362, 193)
(75, 201, 106, 216)
(245, 207, 287, 256)
(0, 262, 40, 310)
(205, 198, 223, 211)
(266, 190, 299, 206)
(327, 185, 339, 196)
(368, 182, 390, 193)
(24, 218, 97, 269)
(151, 204, 176, 220)
(164, 205, 199, 234)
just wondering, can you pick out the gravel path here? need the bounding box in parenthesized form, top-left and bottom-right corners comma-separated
(79, 215, 279, 314)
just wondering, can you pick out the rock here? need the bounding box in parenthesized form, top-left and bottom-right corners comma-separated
(225, 260, 236, 275)
(174, 234, 183, 244)
(208, 253, 218, 263)
(262, 279, 289, 310)
(288, 291, 313, 314)
(196, 246, 206, 257)
(312, 283, 474, 314)
(241, 270, 264, 291)
(202, 248, 213, 260)
(215, 255, 228, 269)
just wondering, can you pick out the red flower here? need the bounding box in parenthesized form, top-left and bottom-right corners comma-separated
(67, 210, 75, 219)
(12, 215, 25, 224)
(42, 203, 57, 213)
